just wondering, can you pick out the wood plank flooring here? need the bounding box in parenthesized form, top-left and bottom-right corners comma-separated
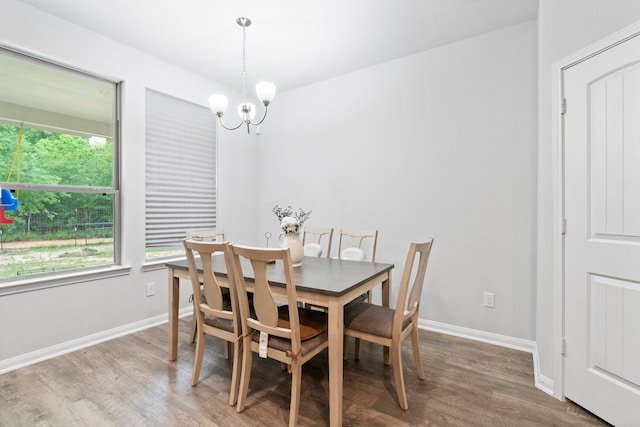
(0, 318, 609, 426)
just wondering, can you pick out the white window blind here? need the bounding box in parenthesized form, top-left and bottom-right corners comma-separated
(145, 90, 217, 252)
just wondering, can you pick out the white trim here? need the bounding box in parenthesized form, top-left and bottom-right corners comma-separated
(533, 341, 555, 396)
(419, 319, 535, 353)
(550, 18, 640, 403)
(0, 265, 132, 296)
(0, 306, 193, 375)
(550, 51, 566, 401)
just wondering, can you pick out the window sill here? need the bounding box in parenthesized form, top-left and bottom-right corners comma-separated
(141, 256, 186, 272)
(0, 265, 132, 296)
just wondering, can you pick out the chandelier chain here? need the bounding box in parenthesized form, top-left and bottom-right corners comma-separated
(241, 21, 247, 103)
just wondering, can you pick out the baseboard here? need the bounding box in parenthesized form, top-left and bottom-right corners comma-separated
(0, 306, 193, 375)
(419, 319, 536, 353)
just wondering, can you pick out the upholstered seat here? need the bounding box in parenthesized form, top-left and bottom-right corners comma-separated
(203, 315, 234, 333)
(340, 246, 366, 261)
(303, 242, 322, 257)
(343, 303, 411, 338)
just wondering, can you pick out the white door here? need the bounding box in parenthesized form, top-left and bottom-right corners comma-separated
(563, 32, 640, 427)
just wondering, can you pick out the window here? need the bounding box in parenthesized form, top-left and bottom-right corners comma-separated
(145, 90, 217, 260)
(0, 48, 119, 281)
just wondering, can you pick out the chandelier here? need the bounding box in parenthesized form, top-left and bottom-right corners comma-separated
(208, 17, 276, 134)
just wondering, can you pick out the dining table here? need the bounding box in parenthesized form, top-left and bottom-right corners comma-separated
(166, 254, 394, 426)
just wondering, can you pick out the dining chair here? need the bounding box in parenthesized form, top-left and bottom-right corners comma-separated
(302, 227, 333, 258)
(337, 229, 378, 262)
(338, 228, 378, 310)
(186, 229, 228, 343)
(343, 238, 434, 410)
(229, 244, 329, 427)
(186, 229, 228, 242)
(183, 239, 241, 406)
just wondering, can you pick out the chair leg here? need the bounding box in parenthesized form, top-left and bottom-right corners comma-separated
(236, 337, 253, 413)
(191, 330, 205, 386)
(343, 336, 348, 360)
(392, 339, 408, 410)
(288, 362, 302, 427)
(410, 325, 425, 380)
(190, 304, 198, 343)
(228, 340, 242, 406)
(354, 338, 361, 360)
(224, 341, 231, 360)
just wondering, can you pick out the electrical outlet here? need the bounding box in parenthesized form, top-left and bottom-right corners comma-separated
(146, 282, 156, 297)
(483, 292, 495, 308)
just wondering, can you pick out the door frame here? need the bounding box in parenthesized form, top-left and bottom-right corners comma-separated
(550, 19, 640, 400)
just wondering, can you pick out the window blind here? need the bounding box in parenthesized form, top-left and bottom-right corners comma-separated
(145, 89, 217, 250)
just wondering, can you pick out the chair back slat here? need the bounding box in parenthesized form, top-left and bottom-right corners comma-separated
(250, 258, 280, 328)
(200, 246, 225, 310)
(396, 239, 434, 319)
(183, 239, 238, 326)
(230, 245, 302, 346)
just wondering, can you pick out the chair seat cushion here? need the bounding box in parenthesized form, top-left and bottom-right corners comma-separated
(251, 328, 328, 356)
(204, 315, 234, 333)
(340, 247, 365, 261)
(344, 302, 410, 338)
(277, 305, 328, 340)
(303, 243, 322, 257)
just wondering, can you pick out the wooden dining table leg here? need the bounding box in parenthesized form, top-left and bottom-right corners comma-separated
(328, 299, 344, 427)
(168, 268, 180, 361)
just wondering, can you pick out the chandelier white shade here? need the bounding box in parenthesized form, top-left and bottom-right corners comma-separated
(209, 17, 276, 133)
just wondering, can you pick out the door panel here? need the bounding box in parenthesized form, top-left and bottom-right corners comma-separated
(590, 275, 640, 384)
(590, 64, 640, 239)
(564, 32, 640, 427)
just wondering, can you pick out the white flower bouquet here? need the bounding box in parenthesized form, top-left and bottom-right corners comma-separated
(273, 205, 311, 234)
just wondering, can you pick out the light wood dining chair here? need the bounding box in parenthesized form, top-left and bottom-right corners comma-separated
(343, 238, 434, 410)
(302, 227, 333, 258)
(229, 244, 329, 427)
(338, 229, 380, 356)
(337, 229, 378, 262)
(186, 229, 228, 343)
(186, 229, 228, 242)
(183, 239, 241, 406)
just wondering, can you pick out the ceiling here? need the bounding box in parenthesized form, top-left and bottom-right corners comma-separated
(16, 0, 538, 94)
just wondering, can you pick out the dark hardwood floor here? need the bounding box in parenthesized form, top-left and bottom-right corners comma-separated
(0, 318, 609, 426)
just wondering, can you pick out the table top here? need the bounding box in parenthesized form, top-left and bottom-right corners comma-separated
(166, 255, 393, 297)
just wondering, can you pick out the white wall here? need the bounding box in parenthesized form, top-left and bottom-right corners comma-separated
(536, 0, 640, 395)
(256, 21, 538, 341)
(0, 0, 258, 365)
